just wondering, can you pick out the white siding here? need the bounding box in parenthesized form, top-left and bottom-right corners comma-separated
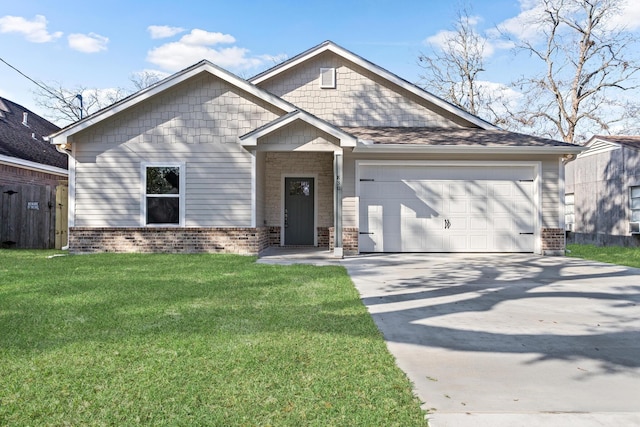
(72, 73, 281, 227)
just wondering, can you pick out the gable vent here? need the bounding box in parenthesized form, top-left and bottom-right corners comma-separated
(320, 67, 336, 89)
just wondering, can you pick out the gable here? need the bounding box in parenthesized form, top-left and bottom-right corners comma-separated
(252, 41, 494, 129)
(70, 72, 286, 148)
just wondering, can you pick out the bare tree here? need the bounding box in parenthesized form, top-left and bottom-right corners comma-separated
(130, 70, 165, 91)
(418, 5, 488, 117)
(502, 0, 640, 143)
(33, 83, 127, 125)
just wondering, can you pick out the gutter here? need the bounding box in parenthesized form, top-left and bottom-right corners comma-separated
(353, 143, 586, 155)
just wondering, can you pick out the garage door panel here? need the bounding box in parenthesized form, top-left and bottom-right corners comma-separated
(359, 165, 536, 253)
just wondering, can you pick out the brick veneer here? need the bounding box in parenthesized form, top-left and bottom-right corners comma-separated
(541, 227, 565, 255)
(69, 227, 269, 255)
(329, 227, 359, 255)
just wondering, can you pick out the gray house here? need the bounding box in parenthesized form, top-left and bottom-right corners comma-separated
(565, 135, 640, 246)
(49, 41, 583, 256)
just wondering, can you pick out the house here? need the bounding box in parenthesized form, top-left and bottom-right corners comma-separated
(48, 41, 583, 256)
(565, 135, 640, 247)
(0, 97, 68, 249)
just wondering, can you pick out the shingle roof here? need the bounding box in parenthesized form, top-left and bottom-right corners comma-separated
(590, 135, 640, 150)
(0, 97, 67, 169)
(342, 126, 580, 148)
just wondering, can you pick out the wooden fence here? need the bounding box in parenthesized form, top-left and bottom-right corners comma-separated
(1, 183, 68, 249)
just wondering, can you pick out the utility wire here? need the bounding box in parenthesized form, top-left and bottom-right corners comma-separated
(0, 56, 74, 104)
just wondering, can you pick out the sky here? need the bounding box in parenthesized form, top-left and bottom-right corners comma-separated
(2, 0, 640, 130)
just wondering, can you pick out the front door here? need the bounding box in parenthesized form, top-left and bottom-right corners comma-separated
(284, 177, 314, 245)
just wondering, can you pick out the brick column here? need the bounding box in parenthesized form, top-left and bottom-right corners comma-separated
(541, 228, 565, 256)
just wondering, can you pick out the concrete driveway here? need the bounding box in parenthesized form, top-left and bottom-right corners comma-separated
(342, 253, 640, 427)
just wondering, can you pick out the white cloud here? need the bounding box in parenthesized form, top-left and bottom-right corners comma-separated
(424, 18, 496, 59)
(68, 32, 109, 53)
(148, 25, 185, 39)
(0, 14, 62, 43)
(147, 29, 284, 72)
(180, 29, 235, 45)
(607, 0, 640, 30)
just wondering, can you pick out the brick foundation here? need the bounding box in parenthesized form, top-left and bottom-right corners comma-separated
(541, 227, 565, 255)
(317, 227, 330, 248)
(329, 227, 359, 255)
(69, 227, 270, 255)
(265, 226, 330, 247)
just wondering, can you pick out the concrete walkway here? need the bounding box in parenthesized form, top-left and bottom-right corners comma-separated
(341, 253, 640, 426)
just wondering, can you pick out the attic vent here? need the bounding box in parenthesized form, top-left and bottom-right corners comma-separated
(320, 68, 336, 89)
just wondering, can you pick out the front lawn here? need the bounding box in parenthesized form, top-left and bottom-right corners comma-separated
(566, 244, 640, 268)
(0, 251, 426, 426)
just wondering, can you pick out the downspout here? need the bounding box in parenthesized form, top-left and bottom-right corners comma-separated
(53, 139, 72, 250)
(333, 152, 343, 258)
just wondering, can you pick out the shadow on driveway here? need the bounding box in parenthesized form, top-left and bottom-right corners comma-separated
(342, 253, 640, 425)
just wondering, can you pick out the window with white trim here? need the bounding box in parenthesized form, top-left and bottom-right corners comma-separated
(565, 193, 575, 231)
(631, 186, 640, 222)
(320, 67, 336, 88)
(144, 165, 183, 225)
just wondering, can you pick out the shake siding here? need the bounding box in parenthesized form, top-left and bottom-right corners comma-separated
(72, 74, 281, 227)
(256, 52, 462, 128)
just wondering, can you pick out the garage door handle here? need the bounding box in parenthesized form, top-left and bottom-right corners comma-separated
(359, 232, 374, 235)
(444, 219, 451, 229)
(519, 232, 534, 235)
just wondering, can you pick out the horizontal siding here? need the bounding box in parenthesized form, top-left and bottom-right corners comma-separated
(70, 72, 283, 229)
(74, 142, 252, 227)
(541, 159, 561, 229)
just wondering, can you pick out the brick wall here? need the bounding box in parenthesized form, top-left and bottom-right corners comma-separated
(0, 164, 66, 187)
(263, 152, 334, 227)
(541, 227, 565, 255)
(317, 227, 330, 248)
(329, 227, 359, 255)
(69, 227, 270, 255)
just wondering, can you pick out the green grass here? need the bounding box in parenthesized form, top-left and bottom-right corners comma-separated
(567, 244, 640, 268)
(0, 250, 426, 426)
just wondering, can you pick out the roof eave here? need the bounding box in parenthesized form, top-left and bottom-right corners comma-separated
(250, 41, 497, 131)
(49, 61, 295, 145)
(0, 153, 68, 176)
(240, 110, 357, 148)
(352, 144, 586, 155)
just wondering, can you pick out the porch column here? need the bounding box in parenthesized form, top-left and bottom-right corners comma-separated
(333, 152, 343, 258)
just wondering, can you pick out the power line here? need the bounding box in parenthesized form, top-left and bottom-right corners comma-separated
(0, 56, 74, 105)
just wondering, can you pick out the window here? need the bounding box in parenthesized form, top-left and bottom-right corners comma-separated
(565, 193, 575, 231)
(319, 67, 336, 88)
(143, 164, 183, 225)
(631, 186, 640, 222)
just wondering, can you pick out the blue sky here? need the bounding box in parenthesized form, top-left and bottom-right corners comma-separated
(2, 0, 640, 128)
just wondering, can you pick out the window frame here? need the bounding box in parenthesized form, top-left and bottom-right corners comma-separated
(319, 67, 336, 89)
(564, 193, 575, 231)
(631, 186, 640, 224)
(141, 162, 186, 227)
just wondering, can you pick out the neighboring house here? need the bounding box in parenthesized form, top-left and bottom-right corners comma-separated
(0, 97, 68, 249)
(49, 41, 583, 256)
(565, 135, 640, 247)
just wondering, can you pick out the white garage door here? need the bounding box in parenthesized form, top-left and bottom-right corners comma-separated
(359, 165, 536, 252)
